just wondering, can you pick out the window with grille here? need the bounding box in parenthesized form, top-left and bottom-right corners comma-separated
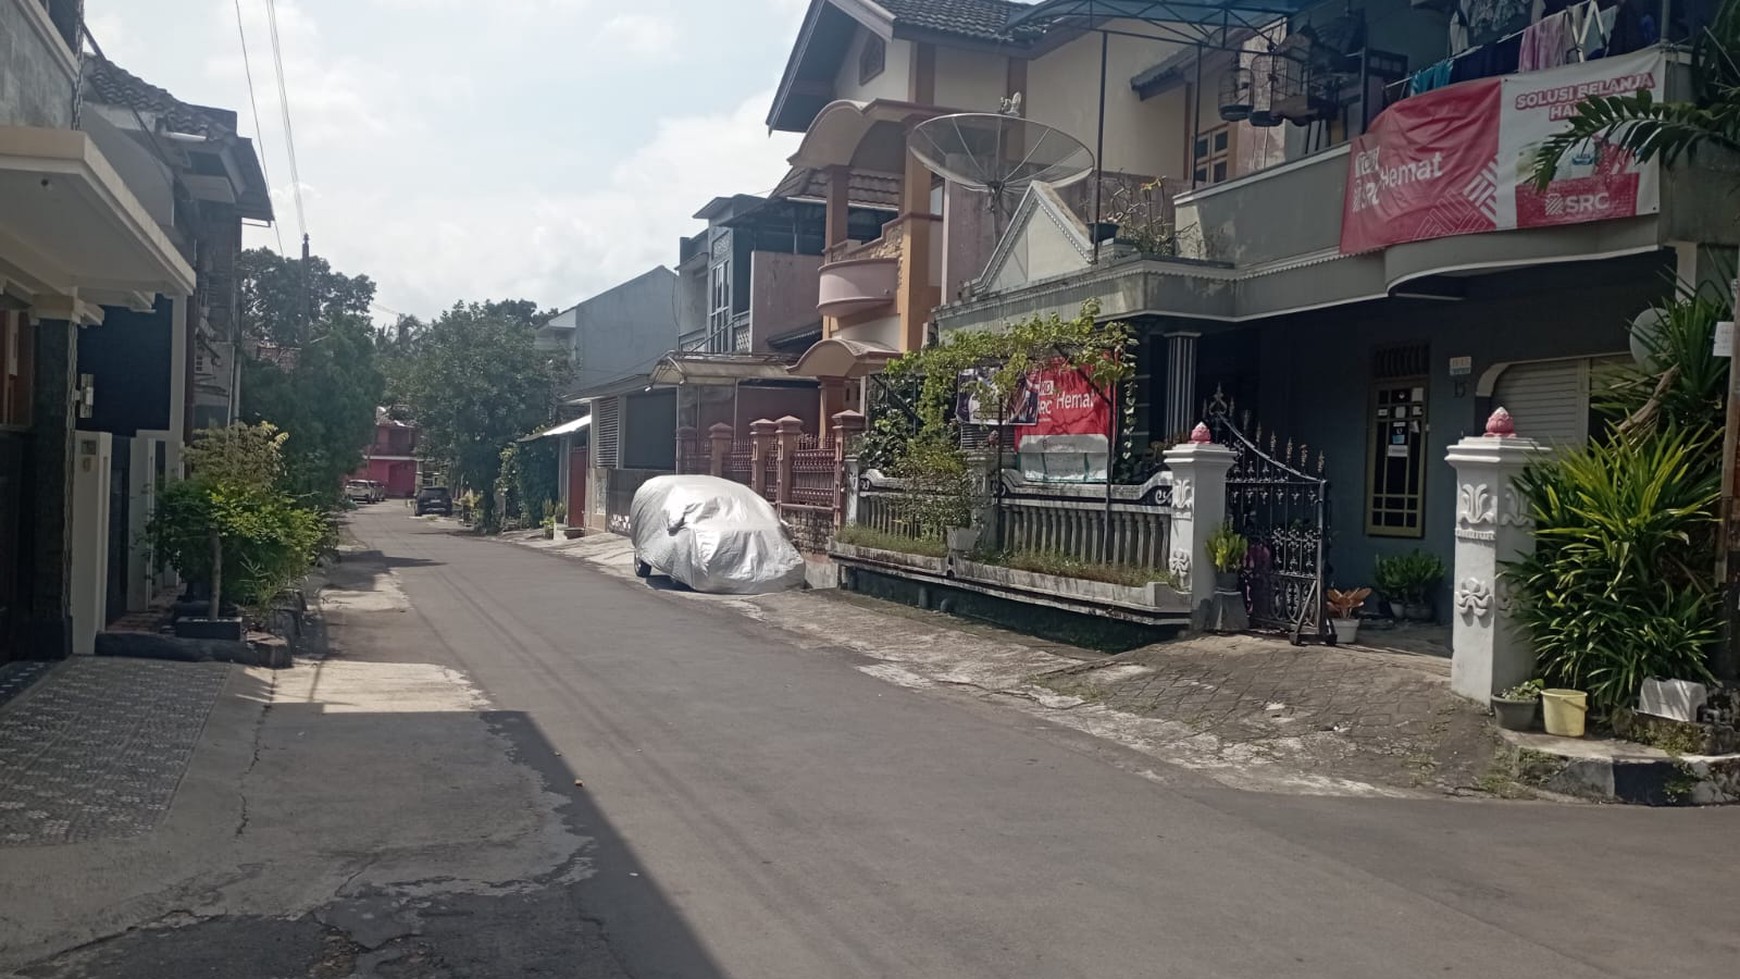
(1193, 125, 1233, 186)
(593, 397, 620, 469)
(708, 259, 732, 353)
(859, 35, 886, 85)
(1365, 343, 1429, 538)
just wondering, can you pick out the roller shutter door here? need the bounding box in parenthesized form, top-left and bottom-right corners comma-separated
(1491, 356, 1627, 448)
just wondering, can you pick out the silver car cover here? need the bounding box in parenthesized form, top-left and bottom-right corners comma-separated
(630, 475, 807, 594)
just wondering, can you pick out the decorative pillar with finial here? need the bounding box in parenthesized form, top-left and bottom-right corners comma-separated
(1163, 422, 1236, 624)
(1444, 407, 1547, 703)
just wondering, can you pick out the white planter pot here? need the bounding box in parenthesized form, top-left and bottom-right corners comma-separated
(1330, 617, 1360, 644)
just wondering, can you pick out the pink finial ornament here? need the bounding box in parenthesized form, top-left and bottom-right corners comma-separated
(1485, 407, 1516, 438)
(1189, 422, 1212, 444)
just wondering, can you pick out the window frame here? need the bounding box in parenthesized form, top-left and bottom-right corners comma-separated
(1364, 343, 1431, 539)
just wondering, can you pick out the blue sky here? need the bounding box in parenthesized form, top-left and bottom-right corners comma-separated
(87, 0, 809, 319)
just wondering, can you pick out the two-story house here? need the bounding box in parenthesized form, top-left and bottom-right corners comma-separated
(539, 268, 681, 533)
(768, 0, 1220, 422)
(0, 0, 205, 661)
(74, 53, 274, 626)
(654, 192, 900, 438)
(353, 409, 419, 498)
(933, 0, 1734, 620)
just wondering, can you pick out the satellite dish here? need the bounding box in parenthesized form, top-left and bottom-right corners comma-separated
(1629, 307, 1667, 365)
(908, 111, 1094, 235)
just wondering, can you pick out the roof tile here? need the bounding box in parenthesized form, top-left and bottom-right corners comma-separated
(879, 0, 1030, 42)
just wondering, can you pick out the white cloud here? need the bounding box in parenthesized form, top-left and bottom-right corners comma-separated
(91, 0, 809, 319)
(259, 91, 799, 318)
(598, 12, 680, 58)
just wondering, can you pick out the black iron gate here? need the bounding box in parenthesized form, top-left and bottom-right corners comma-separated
(1205, 393, 1332, 644)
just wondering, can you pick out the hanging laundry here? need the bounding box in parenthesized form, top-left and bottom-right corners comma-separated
(1451, 34, 1523, 83)
(1607, 0, 1659, 55)
(1571, 0, 1618, 59)
(1519, 9, 1573, 71)
(1407, 58, 1456, 96)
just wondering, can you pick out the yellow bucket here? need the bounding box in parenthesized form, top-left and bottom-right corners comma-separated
(1541, 689, 1588, 738)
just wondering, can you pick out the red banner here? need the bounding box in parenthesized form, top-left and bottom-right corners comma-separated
(1014, 365, 1112, 447)
(1341, 50, 1665, 254)
(1343, 79, 1502, 253)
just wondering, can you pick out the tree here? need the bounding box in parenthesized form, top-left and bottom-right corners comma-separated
(394, 300, 568, 530)
(234, 247, 385, 502)
(241, 313, 385, 501)
(237, 247, 377, 345)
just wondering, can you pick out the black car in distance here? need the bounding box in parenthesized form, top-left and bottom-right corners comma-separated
(415, 486, 453, 516)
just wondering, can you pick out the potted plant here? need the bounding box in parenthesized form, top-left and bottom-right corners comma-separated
(1374, 550, 1446, 622)
(1207, 523, 1247, 590)
(1492, 679, 1543, 731)
(1325, 587, 1372, 644)
(1205, 524, 1249, 632)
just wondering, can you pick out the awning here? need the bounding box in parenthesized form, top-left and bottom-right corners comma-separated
(525, 415, 591, 441)
(788, 338, 899, 379)
(1006, 0, 1312, 31)
(0, 126, 196, 308)
(650, 352, 807, 387)
(787, 99, 939, 172)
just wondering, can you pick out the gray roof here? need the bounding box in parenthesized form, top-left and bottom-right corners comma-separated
(80, 55, 239, 140)
(880, 0, 1030, 42)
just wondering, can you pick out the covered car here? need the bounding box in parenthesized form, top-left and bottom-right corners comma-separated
(630, 475, 806, 594)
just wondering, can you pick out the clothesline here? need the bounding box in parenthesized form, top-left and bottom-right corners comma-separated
(1381, 22, 1542, 96)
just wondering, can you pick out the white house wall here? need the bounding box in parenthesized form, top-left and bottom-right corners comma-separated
(1025, 25, 1192, 179)
(934, 47, 1009, 111)
(834, 29, 913, 103)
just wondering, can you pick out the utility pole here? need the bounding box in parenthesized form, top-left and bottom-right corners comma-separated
(300, 232, 311, 344)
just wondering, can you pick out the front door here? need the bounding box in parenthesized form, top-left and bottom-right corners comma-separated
(567, 447, 588, 526)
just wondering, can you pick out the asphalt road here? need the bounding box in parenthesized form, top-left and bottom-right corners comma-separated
(324, 511, 1738, 977)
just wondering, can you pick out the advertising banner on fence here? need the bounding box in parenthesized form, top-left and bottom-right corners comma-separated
(1015, 364, 1114, 483)
(1341, 49, 1666, 254)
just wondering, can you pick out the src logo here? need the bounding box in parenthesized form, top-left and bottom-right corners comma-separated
(1543, 192, 1613, 216)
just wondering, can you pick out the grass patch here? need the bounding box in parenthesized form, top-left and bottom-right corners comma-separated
(987, 549, 1174, 589)
(834, 524, 948, 558)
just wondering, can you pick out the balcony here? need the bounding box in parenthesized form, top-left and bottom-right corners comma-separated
(817, 219, 904, 318)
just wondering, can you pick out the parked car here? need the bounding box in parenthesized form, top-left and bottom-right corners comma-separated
(415, 486, 454, 516)
(629, 474, 806, 594)
(344, 479, 374, 504)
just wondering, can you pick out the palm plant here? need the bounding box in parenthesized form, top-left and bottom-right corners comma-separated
(1531, 4, 1740, 187)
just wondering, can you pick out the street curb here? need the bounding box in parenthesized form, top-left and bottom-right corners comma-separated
(1499, 730, 1740, 805)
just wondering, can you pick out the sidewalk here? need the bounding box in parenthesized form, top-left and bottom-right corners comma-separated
(509, 530, 1506, 800)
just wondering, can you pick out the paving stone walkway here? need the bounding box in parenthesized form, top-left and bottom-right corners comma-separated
(0, 659, 229, 847)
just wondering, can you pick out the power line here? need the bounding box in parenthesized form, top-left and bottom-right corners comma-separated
(263, 0, 306, 241)
(233, 0, 285, 253)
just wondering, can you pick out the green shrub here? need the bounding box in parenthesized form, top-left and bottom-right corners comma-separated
(146, 423, 328, 612)
(834, 524, 949, 558)
(1506, 427, 1721, 712)
(1374, 549, 1445, 604)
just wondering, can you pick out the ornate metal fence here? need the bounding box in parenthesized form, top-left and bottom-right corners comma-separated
(1206, 394, 1332, 644)
(724, 440, 753, 485)
(788, 434, 836, 508)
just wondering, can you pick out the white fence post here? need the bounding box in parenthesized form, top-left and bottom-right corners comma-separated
(1162, 424, 1236, 621)
(1444, 408, 1547, 703)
